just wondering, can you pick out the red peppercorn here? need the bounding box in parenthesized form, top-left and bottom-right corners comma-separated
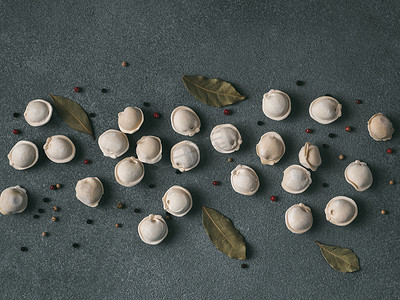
(223, 109, 230, 115)
(387, 148, 393, 154)
(305, 128, 312, 134)
(84, 159, 90, 164)
(74, 86, 80, 93)
(270, 196, 277, 202)
(50, 185, 56, 190)
(345, 126, 352, 132)
(356, 100, 362, 104)
(12, 129, 20, 135)
(212, 181, 219, 186)
(153, 112, 160, 119)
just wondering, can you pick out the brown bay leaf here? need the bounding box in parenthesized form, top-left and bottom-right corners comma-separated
(50, 94, 94, 140)
(315, 241, 360, 273)
(202, 206, 246, 260)
(182, 75, 245, 107)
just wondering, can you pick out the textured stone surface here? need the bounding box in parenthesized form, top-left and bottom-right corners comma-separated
(0, 0, 399, 299)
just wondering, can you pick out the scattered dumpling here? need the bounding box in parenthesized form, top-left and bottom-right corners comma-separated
(118, 107, 144, 134)
(367, 113, 394, 141)
(309, 96, 342, 124)
(98, 129, 129, 159)
(8, 140, 39, 170)
(0, 186, 28, 215)
(170, 141, 200, 172)
(262, 89, 291, 121)
(281, 165, 312, 194)
(75, 177, 104, 207)
(285, 203, 313, 234)
(24, 99, 53, 127)
(298, 142, 322, 171)
(210, 124, 242, 154)
(325, 196, 358, 226)
(171, 106, 201, 136)
(114, 157, 145, 187)
(344, 160, 373, 192)
(138, 214, 168, 245)
(43, 135, 76, 163)
(136, 136, 162, 164)
(230, 165, 260, 196)
(256, 132, 285, 165)
(162, 185, 192, 217)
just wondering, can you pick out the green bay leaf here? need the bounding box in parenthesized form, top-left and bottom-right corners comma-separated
(50, 94, 94, 140)
(202, 206, 246, 260)
(315, 241, 360, 273)
(182, 75, 245, 107)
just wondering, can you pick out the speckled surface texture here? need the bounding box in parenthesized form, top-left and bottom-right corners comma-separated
(1, 1, 399, 299)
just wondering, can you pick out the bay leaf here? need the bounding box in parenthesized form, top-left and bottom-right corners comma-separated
(202, 206, 246, 260)
(182, 75, 246, 107)
(315, 241, 360, 273)
(50, 94, 94, 140)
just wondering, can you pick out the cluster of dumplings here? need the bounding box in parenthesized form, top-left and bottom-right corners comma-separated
(260, 89, 393, 234)
(1, 92, 395, 245)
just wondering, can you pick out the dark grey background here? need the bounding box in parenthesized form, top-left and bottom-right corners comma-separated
(1, 0, 399, 299)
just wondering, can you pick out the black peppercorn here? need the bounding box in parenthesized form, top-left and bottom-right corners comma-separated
(134, 208, 140, 213)
(72, 243, 79, 248)
(101, 88, 107, 93)
(89, 113, 96, 118)
(38, 208, 44, 213)
(143, 102, 150, 107)
(43, 198, 50, 203)
(295, 80, 304, 86)
(33, 215, 40, 219)
(328, 133, 335, 138)
(148, 184, 155, 188)
(20, 247, 28, 252)
(241, 263, 248, 268)
(13, 112, 19, 118)
(322, 183, 329, 187)
(257, 121, 264, 126)
(86, 219, 93, 224)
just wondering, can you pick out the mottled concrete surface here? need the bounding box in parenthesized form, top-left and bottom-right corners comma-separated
(0, 0, 399, 299)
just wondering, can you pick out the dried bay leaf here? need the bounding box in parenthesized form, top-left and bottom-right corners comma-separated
(50, 94, 94, 140)
(315, 241, 360, 273)
(202, 206, 246, 260)
(182, 75, 245, 107)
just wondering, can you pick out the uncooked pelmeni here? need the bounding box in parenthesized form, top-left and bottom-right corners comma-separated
(43, 135, 76, 163)
(24, 99, 53, 127)
(210, 124, 242, 154)
(75, 177, 104, 207)
(0, 186, 28, 215)
(138, 214, 168, 245)
(344, 160, 373, 192)
(98, 129, 129, 159)
(298, 142, 322, 171)
(367, 113, 394, 141)
(162, 185, 192, 217)
(325, 196, 358, 226)
(256, 131, 285, 165)
(171, 106, 201, 136)
(170, 141, 200, 172)
(309, 96, 342, 124)
(114, 156, 145, 187)
(8, 140, 39, 170)
(136, 136, 162, 164)
(118, 107, 144, 134)
(281, 165, 312, 194)
(285, 203, 313, 234)
(262, 89, 291, 121)
(230, 165, 260, 196)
